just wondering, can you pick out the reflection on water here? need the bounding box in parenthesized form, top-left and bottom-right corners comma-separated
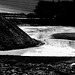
(18, 26, 75, 56)
(19, 26, 75, 47)
(0, 26, 75, 56)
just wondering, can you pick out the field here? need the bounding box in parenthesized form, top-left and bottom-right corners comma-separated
(0, 25, 75, 56)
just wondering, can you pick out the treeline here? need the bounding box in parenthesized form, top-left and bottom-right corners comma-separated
(33, 1, 74, 18)
(27, 1, 75, 26)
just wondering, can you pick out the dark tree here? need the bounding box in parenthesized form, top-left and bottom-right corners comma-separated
(34, 1, 64, 18)
(33, 0, 74, 25)
(54, 1, 74, 24)
(27, 13, 36, 18)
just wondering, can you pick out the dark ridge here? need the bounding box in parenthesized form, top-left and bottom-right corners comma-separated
(0, 16, 44, 50)
(9, 19, 23, 25)
(0, 55, 74, 64)
(52, 33, 75, 40)
(0, 13, 26, 18)
(0, 13, 27, 25)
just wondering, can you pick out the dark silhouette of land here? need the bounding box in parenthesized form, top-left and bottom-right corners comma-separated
(0, 16, 44, 50)
(0, 55, 75, 74)
(52, 33, 75, 40)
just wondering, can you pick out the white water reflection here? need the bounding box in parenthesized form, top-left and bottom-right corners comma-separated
(0, 26, 75, 56)
(19, 26, 75, 56)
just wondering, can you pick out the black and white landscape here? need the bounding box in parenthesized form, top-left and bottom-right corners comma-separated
(1, 23, 75, 56)
(0, 0, 75, 75)
(0, 0, 74, 56)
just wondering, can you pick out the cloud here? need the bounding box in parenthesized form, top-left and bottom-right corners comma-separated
(0, 5, 31, 14)
(0, 0, 38, 12)
(0, 0, 73, 13)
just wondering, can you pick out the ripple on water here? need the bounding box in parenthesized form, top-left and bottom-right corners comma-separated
(68, 41, 75, 49)
(42, 39, 72, 48)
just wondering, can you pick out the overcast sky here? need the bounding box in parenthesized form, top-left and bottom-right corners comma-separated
(0, 0, 73, 13)
(0, 0, 38, 13)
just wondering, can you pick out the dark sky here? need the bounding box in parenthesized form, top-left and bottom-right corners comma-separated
(0, 0, 73, 13)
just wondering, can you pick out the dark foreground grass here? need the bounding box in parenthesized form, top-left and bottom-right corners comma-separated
(0, 55, 75, 75)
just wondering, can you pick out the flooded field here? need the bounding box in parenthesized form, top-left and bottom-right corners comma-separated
(0, 25, 75, 56)
(20, 26, 75, 56)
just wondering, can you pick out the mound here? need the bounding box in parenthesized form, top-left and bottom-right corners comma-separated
(0, 16, 44, 50)
(52, 33, 75, 40)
